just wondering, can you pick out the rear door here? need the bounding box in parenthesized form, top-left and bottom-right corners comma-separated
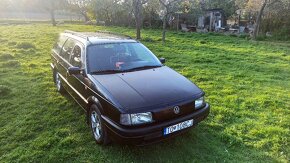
(57, 38, 75, 90)
(51, 35, 68, 68)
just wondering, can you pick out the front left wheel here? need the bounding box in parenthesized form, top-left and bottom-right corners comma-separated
(89, 105, 110, 145)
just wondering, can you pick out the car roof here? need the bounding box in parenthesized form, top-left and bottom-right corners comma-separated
(61, 30, 137, 45)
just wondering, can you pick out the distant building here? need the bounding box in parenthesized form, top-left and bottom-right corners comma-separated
(198, 8, 227, 31)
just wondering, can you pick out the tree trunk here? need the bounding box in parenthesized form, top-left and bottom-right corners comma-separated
(162, 15, 167, 44)
(49, 1, 56, 26)
(136, 21, 141, 40)
(134, 0, 142, 40)
(81, 12, 90, 22)
(50, 9, 56, 26)
(127, 12, 132, 27)
(136, 10, 141, 39)
(253, 0, 267, 40)
(149, 9, 152, 28)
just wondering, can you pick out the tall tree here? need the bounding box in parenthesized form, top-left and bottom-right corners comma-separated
(49, 1, 57, 26)
(133, 0, 142, 39)
(133, 0, 148, 39)
(143, 0, 161, 28)
(121, 0, 135, 27)
(67, 0, 93, 22)
(250, 0, 280, 39)
(34, 0, 67, 26)
(94, 0, 122, 25)
(159, 0, 182, 44)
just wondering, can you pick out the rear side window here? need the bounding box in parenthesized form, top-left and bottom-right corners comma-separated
(60, 39, 75, 61)
(70, 45, 82, 68)
(54, 35, 67, 54)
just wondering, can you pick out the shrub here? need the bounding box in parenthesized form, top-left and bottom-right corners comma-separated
(229, 34, 238, 37)
(239, 34, 248, 39)
(156, 38, 162, 41)
(16, 42, 35, 49)
(273, 27, 290, 41)
(178, 32, 186, 35)
(208, 32, 223, 36)
(0, 85, 11, 97)
(142, 37, 155, 42)
(256, 35, 267, 41)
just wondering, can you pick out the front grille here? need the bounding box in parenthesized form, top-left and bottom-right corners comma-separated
(152, 101, 195, 123)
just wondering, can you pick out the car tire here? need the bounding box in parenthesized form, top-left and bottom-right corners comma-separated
(53, 70, 65, 93)
(89, 105, 110, 145)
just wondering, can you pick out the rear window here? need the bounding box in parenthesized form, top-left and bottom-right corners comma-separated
(60, 39, 75, 61)
(70, 45, 82, 68)
(54, 35, 68, 54)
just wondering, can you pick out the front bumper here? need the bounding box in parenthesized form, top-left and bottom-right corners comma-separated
(102, 103, 210, 145)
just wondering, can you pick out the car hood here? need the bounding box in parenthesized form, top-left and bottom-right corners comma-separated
(91, 66, 203, 111)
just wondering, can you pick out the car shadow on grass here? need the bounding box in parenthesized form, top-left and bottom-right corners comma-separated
(55, 81, 277, 162)
(102, 124, 277, 162)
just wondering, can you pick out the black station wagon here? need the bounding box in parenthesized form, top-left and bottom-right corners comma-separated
(50, 30, 210, 145)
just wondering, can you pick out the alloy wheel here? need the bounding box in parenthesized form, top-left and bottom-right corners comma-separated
(91, 111, 102, 140)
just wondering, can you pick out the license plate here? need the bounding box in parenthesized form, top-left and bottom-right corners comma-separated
(163, 119, 194, 135)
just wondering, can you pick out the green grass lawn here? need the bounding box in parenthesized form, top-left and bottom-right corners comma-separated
(0, 24, 289, 162)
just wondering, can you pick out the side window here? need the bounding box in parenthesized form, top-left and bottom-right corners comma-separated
(60, 39, 75, 61)
(53, 35, 67, 54)
(70, 45, 82, 68)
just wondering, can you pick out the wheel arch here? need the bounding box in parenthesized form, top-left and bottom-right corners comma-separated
(86, 96, 105, 124)
(87, 96, 105, 113)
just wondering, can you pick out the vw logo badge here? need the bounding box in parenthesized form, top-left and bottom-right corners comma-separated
(173, 106, 180, 114)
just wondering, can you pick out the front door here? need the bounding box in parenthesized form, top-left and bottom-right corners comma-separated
(67, 43, 88, 109)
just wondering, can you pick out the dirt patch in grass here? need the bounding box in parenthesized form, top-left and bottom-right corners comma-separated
(200, 40, 207, 44)
(8, 42, 17, 46)
(1, 60, 20, 68)
(0, 38, 7, 43)
(0, 53, 14, 61)
(16, 42, 35, 49)
(28, 63, 37, 68)
(0, 85, 11, 97)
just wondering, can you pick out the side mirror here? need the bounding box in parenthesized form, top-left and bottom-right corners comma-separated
(159, 58, 166, 64)
(68, 67, 82, 75)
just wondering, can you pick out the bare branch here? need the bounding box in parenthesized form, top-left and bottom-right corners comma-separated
(268, 0, 281, 6)
(159, 0, 166, 7)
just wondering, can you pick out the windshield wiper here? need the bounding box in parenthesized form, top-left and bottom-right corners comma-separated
(126, 65, 162, 71)
(90, 69, 124, 74)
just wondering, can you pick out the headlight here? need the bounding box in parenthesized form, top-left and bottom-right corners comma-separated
(195, 96, 205, 109)
(120, 112, 153, 125)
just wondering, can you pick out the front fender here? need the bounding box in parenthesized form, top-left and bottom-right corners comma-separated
(87, 96, 104, 113)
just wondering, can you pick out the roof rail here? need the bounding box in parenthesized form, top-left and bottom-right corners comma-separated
(96, 30, 132, 39)
(64, 30, 90, 41)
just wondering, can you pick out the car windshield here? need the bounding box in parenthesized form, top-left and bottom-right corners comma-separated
(87, 42, 162, 74)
